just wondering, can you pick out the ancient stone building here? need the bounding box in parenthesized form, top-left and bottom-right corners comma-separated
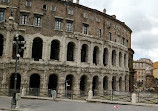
(0, 0, 133, 97)
(133, 58, 153, 91)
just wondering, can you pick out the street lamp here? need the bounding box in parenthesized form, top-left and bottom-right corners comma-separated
(11, 34, 26, 109)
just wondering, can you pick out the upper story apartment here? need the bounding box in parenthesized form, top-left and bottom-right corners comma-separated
(0, 0, 132, 49)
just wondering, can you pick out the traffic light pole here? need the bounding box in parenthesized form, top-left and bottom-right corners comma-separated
(11, 36, 19, 109)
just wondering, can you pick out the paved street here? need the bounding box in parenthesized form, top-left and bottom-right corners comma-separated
(0, 97, 158, 111)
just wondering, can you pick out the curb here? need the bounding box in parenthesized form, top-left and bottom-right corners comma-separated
(86, 99, 158, 107)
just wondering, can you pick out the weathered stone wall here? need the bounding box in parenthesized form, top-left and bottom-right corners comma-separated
(0, 0, 132, 96)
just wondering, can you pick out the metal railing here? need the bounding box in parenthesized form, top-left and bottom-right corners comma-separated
(137, 92, 158, 104)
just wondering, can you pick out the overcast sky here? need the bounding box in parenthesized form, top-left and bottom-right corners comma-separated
(76, 0, 158, 62)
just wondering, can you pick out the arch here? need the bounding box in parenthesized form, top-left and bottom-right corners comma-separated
(112, 50, 116, 66)
(0, 34, 4, 56)
(124, 54, 127, 67)
(103, 48, 108, 66)
(119, 77, 122, 91)
(119, 52, 122, 67)
(9, 73, 21, 96)
(67, 42, 75, 61)
(50, 40, 60, 60)
(65, 74, 73, 91)
(93, 46, 99, 65)
(12, 35, 25, 59)
(92, 76, 99, 95)
(103, 76, 108, 90)
(32, 37, 43, 61)
(48, 74, 58, 96)
(29, 74, 40, 96)
(112, 76, 116, 91)
(80, 75, 87, 95)
(81, 44, 88, 62)
(125, 75, 128, 91)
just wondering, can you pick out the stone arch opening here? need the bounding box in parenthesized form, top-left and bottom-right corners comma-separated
(81, 44, 88, 62)
(0, 34, 4, 57)
(112, 76, 116, 91)
(50, 40, 60, 60)
(93, 46, 99, 65)
(9, 73, 21, 96)
(80, 75, 87, 95)
(112, 50, 116, 66)
(29, 74, 40, 96)
(124, 54, 127, 67)
(103, 76, 108, 90)
(67, 42, 75, 61)
(12, 35, 25, 59)
(119, 77, 122, 91)
(103, 48, 108, 66)
(125, 75, 128, 91)
(32, 37, 43, 61)
(119, 52, 122, 67)
(65, 74, 73, 97)
(48, 74, 58, 97)
(65, 74, 73, 90)
(92, 76, 99, 95)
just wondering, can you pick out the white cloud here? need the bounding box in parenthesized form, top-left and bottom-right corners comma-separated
(78, 0, 158, 62)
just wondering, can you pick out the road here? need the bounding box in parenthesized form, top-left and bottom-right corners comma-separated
(0, 97, 157, 111)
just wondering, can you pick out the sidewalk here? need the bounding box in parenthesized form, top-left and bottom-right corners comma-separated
(0, 96, 157, 111)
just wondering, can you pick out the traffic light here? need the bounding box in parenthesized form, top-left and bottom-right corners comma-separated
(13, 34, 26, 58)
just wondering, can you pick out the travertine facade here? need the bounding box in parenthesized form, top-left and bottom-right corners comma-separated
(133, 58, 153, 90)
(0, 0, 132, 97)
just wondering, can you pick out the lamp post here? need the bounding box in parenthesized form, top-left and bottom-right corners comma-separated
(11, 34, 26, 109)
(11, 34, 19, 109)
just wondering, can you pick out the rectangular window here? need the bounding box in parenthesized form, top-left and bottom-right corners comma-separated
(117, 36, 120, 43)
(83, 13, 88, 18)
(66, 22, 72, 32)
(26, 1, 31, 6)
(83, 24, 88, 34)
(21, 15, 28, 24)
(0, 11, 4, 21)
(97, 28, 101, 37)
(108, 32, 112, 40)
(4, 0, 9, 3)
(42, 4, 47, 10)
(55, 20, 62, 30)
(68, 9, 73, 15)
(51, 6, 56, 11)
(122, 37, 125, 45)
(35, 16, 41, 26)
(126, 40, 128, 47)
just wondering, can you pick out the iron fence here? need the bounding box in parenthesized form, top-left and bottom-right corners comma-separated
(137, 92, 158, 104)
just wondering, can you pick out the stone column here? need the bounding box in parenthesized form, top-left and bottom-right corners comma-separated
(122, 79, 125, 91)
(40, 70, 48, 97)
(89, 43, 94, 66)
(108, 46, 112, 68)
(116, 48, 119, 67)
(76, 41, 81, 66)
(108, 76, 112, 91)
(61, 36, 66, 62)
(1, 71, 8, 96)
(99, 77, 103, 95)
(23, 37, 30, 59)
(42, 41, 49, 61)
(57, 75, 65, 97)
(4, 31, 12, 59)
(99, 45, 104, 67)
(73, 76, 80, 96)
(2, 31, 9, 59)
(125, 74, 129, 92)
(21, 71, 28, 96)
(116, 77, 119, 91)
